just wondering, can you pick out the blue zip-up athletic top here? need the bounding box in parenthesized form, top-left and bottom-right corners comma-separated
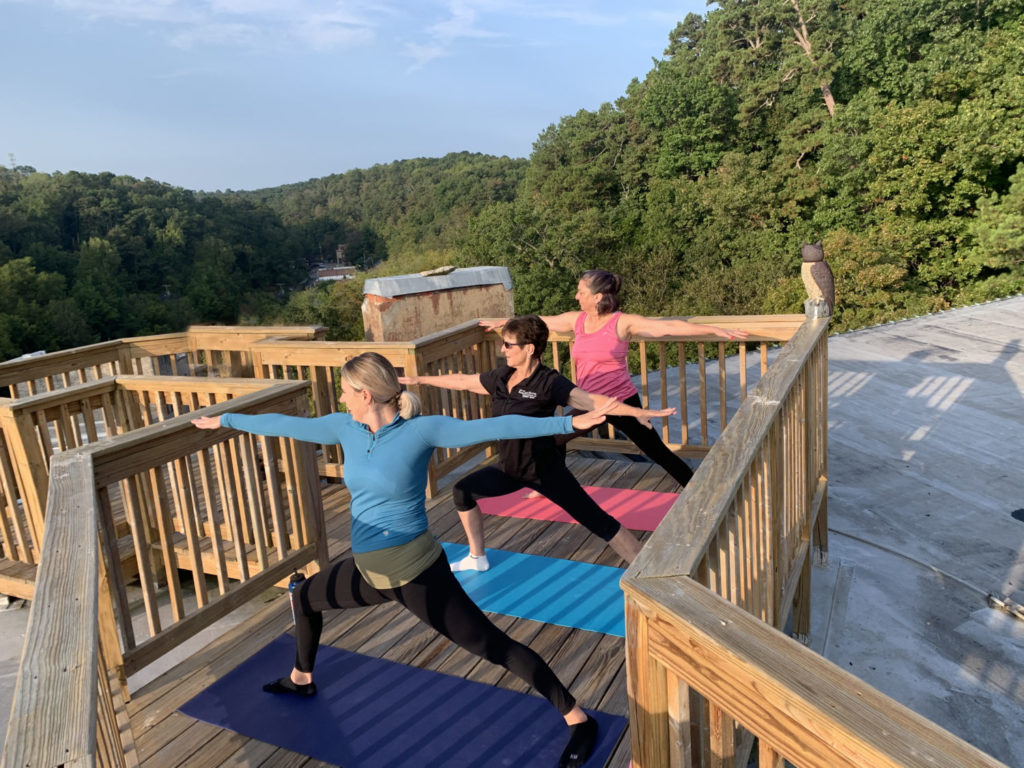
(220, 411, 574, 554)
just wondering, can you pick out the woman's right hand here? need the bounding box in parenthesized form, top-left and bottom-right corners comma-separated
(398, 376, 418, 386)
(191, 415, 222, 430)
(479, 318, 508, 333)
(635, 406, 676, 429)
(570, 398, 617, 431)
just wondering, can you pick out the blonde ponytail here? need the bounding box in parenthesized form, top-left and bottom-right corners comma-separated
(397, 390, 421, 419)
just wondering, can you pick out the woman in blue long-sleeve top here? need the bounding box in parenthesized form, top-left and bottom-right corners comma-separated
(192, 351, 610, 768)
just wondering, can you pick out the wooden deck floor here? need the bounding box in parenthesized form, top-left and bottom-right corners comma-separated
(124, 453, 685, 768)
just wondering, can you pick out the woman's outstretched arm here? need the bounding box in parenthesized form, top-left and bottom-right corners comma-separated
(618, 313, 750, 341)
(192, 412, 346, 444)
(479, 312, 579, 335)
(420, 399, 617, 448)
(398, 373, 488, 395)
(566, 388, 675, 428)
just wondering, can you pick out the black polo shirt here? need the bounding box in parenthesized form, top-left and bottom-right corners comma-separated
(480, 363, 576, 481)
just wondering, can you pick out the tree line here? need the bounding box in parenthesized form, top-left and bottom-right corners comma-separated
(2, 0, 1022, 357)
(0, 153, 524, 355)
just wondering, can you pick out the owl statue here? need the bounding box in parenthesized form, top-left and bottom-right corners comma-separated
(800, 241, 834, 313)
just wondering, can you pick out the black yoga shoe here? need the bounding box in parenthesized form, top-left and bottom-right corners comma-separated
(262, 676, 317, 697)
(558, 715, 598, 768)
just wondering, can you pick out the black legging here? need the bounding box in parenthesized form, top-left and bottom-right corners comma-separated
(607, 394, 694, 487)
(452, 464, 622, 542)
(558, 394, 693, 487)
(293, 552, 576, 715)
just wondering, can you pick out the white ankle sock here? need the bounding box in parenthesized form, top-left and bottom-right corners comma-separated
(450, 553, 490, 572)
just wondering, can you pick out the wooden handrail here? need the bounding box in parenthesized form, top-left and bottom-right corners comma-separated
(625, 577, 1006, 768)
(632, 317, 829, 580)
(0, 376, 302, 593)
(1, 451, 105, 768)
(0, 325, 326, 398)
(2, 379, 327, 768)
(623, 312, 833, 766)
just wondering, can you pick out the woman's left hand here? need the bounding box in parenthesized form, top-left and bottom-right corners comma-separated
(570, 398, 617, 431)
(715, 327, 750, 341)
(191, 415, 222, 430)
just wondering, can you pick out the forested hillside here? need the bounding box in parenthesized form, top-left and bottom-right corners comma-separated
(237, 153, 527, 267)
(0, 153, 524, 355)
(2, 0, 1022, 356)
(0, 168, 306, 358)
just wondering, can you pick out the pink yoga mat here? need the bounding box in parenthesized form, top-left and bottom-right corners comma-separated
(476, 485, 679, 531)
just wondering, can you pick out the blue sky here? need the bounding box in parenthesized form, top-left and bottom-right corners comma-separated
(1, 0, 710, 192)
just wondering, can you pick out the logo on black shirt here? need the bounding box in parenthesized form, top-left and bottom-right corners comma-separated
(516, 388, 538, 399)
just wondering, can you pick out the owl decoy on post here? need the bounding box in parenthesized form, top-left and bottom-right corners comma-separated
(801, 241, 834, 314)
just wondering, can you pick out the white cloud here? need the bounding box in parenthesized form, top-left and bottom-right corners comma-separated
(400, 0, 629, 71)
(296, 13, 378, 51)
(404, 41, 449, 71)
(54, 0, 189, 23)
(169, 21, 261, 48)
(44, 0, 393, 51)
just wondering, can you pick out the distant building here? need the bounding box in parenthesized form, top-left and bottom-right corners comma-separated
(313, 264, 357, 282)
(311, 245, 357, 283)
(362, 266, 514, 342)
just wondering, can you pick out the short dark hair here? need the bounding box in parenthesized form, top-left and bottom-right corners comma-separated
(504, 315, 549, 360)
(581, 269, 622, 314)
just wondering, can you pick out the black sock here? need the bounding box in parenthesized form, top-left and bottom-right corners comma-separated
(558, 716, 597, 768)
(262, 676, 317, 697)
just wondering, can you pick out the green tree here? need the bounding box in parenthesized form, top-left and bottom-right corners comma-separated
(72, 237, 123, 339)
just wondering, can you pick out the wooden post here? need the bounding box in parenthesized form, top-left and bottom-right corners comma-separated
(116, 341, 135, 377)
(625, 594, 670, 768)
(0, 408, 50, 551)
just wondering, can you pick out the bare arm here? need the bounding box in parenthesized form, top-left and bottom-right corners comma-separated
(618, 313, 749, 341)
(567, 388, 675, 428)
(399, 373, 488, 395)
(479, 311, 579, 335)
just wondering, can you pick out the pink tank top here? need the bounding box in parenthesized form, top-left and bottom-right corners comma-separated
(571, 311, 638, 401)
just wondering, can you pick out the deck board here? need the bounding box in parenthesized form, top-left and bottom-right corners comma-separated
(125, 454, 685, 767)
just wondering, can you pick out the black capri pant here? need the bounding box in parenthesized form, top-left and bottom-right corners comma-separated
(452, 464, 622, 542)
(606, 394, 693, 487)
(556, 394, 693, 488)
(293, 552, 576, 715)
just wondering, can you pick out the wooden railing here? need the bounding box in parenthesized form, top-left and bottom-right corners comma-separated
(2, 381, 328, 768)
(0, 325, 325, 398)
(0, 376, 302, 600)
(545, 314, 805, 458)
(249, 315, 803, 493)
(623, 313, 828, 766)
(0, 317, 799, 512)
(251, 321, 505, 491)
(621, 311, 1007, 767)
(1, 450, 132, 768)
(626, 576, 1005, 768)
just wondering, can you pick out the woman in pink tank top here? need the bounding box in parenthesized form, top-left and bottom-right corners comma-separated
(483, 270, 748, 488)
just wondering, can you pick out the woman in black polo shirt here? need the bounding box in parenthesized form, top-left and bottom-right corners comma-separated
(400, 314, 673, 569)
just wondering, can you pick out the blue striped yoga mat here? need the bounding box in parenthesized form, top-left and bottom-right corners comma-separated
(442, 543, 626, 637)
(179, 635, 627, 768)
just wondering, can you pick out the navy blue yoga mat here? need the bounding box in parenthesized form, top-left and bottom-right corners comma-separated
(441, 543, 626, 637)
(179, 635, 627, 768)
